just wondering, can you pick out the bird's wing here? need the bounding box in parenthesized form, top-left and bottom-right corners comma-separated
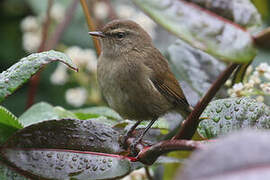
(142, 47, 190, 110)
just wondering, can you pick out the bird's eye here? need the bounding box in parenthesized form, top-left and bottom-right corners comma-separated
(116, 32, 125, 39)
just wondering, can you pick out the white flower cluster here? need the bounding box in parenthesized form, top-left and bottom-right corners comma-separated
(227, 63, 270, 102)
(65, 46, 97, 72)
(20, 3, 65, 53)
(65, 87, 88, 107)
(21, 16, 41, 53)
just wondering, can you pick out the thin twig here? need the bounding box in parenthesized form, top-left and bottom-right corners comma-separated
(173, 63, 239, 140)
(26, 0, 79, 108)
(254, 27, 270, 48)
(46, 0, 80, 50)
(103, 0, 118, 20)
(80, 0, 101, 56)
(137, 140, 202, 165)
(26, 0, 54, 109)
(145, 167, 154, 180)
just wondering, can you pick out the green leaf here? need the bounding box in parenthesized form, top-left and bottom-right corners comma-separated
(72, 106, 122, 120)
(133, 0, 256, 63)
(0, 106, 22, 144)
(19, 102, 59, 127)
(5, 119, 124, 154)
(0, 50, 78, 103)
(18, 102, 77, 127)
(198, 97, 270, 139)
(0, 161, 27, 180)
(0, 118, 143, 179)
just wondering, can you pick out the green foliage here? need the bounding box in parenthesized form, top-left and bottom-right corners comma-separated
(0, 50, 77, 103)
(73, 106, 122, 120)
(0, 106, 22, 144)
(198, 97, 270, 138)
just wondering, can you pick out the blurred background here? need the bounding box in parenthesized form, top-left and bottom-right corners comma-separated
(0, 0, 270, 117)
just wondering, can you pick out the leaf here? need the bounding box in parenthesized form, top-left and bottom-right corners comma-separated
(0, 119, 144, 179)
(0, 160, 27, 180)
(185, 0, 262, 28)
(167, 39, 226, 104)
(1, 148, 140, 180)
(4, 119, 124, 154)
(133, 0, 256, 63)
(0, 50, 78, 103)
(0, 106, 22, 144)
(177, 130, 270, 180)
(73, 106, 122, 120)
(18, 102, 77, 127)
(198, 97, 270, 139)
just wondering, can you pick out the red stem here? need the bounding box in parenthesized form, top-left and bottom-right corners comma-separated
(26, 0, 53, 109)
(173, 63, 239, 140)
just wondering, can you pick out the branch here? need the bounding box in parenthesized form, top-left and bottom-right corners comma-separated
(136, 140, 202, 165)
(80, 0, 101, 56)
(173, 63, 240, 140)
(46, 0, 80, 50)
(26, 0, 53, 109)
(254, 27, 270, 49)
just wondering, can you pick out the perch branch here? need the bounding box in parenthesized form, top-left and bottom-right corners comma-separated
(254, 27, 270, 49)
(173, 63, 239, 140)
(136, 140, 202, 165)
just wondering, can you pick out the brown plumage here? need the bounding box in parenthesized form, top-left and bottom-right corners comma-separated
(89, 20, 191, 150)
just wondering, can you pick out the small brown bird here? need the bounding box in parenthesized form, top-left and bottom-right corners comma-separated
(89, 20, 192, 149)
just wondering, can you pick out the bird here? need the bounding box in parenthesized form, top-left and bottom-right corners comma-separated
(89, 19, 192, 152)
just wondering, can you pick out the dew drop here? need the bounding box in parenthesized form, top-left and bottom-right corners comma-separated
(47, 153, 53, 158)
(225, 115, 232, 120)
(234, 107, 239, 111)
(92, 165, 98, 171)
(216, 107, 222, 113)
(100, 166, 106, 171)
(236, 99, 241, 104)
(213, 117, 220, 123)
(72, 156, 78, 162)
(102, 159, 107, 163)
(224, 102, 231, 108)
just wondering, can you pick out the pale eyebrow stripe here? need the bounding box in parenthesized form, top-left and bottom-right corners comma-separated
(110, 28, 138, 35)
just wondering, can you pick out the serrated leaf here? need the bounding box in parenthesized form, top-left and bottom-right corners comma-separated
(1, 148, 141, 180)
(133, 0, 256, 63)
(0, 161, 27, 180)
(19, 102, 76, 127)
(0, 106, 22, 144)
(0, 106, 21, 129)
(198, 97, 270, 139)
(0, 50, 78, 103)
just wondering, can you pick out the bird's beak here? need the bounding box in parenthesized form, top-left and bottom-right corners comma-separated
(88, 31, 105, 38)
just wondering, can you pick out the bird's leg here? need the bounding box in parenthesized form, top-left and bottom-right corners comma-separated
(122, 120, 141, 147)
(130, 117, 157, 155)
